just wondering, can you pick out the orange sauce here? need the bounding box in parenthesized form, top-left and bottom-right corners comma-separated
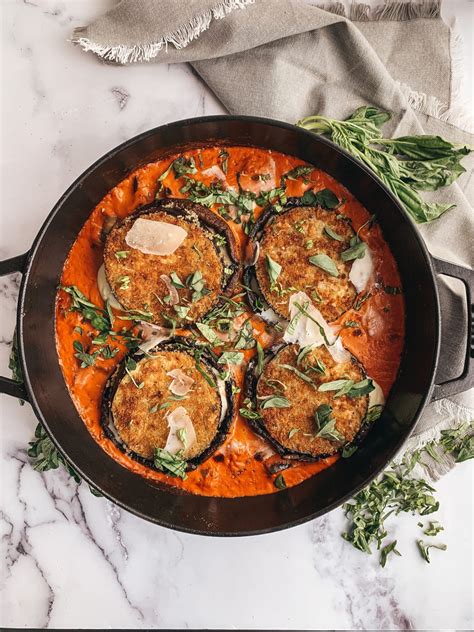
(55, 146, 405, 497)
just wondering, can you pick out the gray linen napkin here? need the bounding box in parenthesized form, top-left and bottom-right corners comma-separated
(72, 0, 473, 461)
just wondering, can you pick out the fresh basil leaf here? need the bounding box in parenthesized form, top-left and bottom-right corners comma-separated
(261, 395, 291, 410)
(154, 448, 187, 479)
(324, 226, 344, 241)
(301, 188, 340, 209)
(341, 238, 367, 262)
(265, 254, 282, 286)
(274, 473, 287, 489)
(309, 253, 339, 277)
(218, 351, 244, 365)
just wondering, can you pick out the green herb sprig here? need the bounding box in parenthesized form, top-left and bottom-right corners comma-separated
(297, 106, 471, 223)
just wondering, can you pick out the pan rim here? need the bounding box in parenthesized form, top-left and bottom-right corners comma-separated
(16, 114, 441, 536)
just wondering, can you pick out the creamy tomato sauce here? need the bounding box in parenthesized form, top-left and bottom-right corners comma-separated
(55, 146, 405, 497)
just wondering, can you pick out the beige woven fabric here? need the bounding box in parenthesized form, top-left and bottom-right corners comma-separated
(73, 0, 473, 450)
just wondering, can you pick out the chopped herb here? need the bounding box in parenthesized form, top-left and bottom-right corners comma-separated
(309, 253, 339, 277)
(154, 448, 187, 479)
(28, 424, 81, 483)
(73, 341, 100, 368)
(353, 292, 371, 311)
(343, 320, 360, 328)
(172, 156, 197, 178)
(281, 165, 313, 184)
(170, 272, 186, 289)
(417, 540, 447, 563)
(342, 444, 358, 458)
(296, 344, 314, 366)
(125, 357, 144, 389)
(364, 404, 383, 423)
(305, 239, 314, 249)
(380, 541, 401, 567)
(73, 326, 83, 335)
(174, 305, 190, 319)
(314, 403, 334, 433)
(193, 347, 217, 388)
(278, 363, 314, 386)
(218, 351, 244, 365)
(265, 254, 282, 289)
(115, 250, 129, 259)
(300, 188, 340, 209)
(177, 427, 187, 448)
(341, 236, 367, 262)
(324, 226, 344, 241)
(212, 233, 227, 249)
(234, 320, 255, 350)
(384, 285, 402, 295)
(149, 405, 159, 413)
(423, 521, 444, 536)
(288, 428, 300, 439)
(439, 422, 474, 462)
(117, 275, 130, 290)
(260, 395, 291, 410)
(274, 473, 287, 489)
(256, 341, 265, 376)
(218, 149, 229, 174)
(318, 378, 374, 398)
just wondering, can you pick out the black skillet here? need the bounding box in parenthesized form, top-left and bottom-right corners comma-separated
(1, 116, 473, 535)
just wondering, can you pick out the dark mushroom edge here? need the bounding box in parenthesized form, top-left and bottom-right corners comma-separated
(106, 197, 241, 313)
(101, 336, 234, 471)
(243, 342, 380, 462)
(243, 196, 356, 319)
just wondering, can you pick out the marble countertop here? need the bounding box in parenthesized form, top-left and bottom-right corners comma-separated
(1, 1, 473, 629)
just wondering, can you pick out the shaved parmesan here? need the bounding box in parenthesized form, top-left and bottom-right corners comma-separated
(368, 379, 385, 408)
(349, 248, 374, 293)
(259, 307, 283, 325)
(167, 368, 194, 396)
(164, 406, 197, 456)
(202, 165, 227, 181)
(138, 322, 171, 353)
(284, 292, 336, 348)
(125, 218, 187, 256)
(160, 274, 179, 305)
(97, 264, 124, 310)
(283, 291, 351, 364)
(328, 336, 351, 364)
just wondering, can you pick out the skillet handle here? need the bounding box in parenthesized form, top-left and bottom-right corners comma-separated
(431, 256, 474, 401)
(0, 252, 29, 401)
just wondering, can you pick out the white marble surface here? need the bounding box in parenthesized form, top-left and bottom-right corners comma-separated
(1, 0, 473, 628)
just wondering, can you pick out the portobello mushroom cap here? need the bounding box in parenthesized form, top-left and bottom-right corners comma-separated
(244, 343, 370, 461)
(104, 198, 239, 326)
(102, 337, 234, 470)
(245, 200, 357, 322)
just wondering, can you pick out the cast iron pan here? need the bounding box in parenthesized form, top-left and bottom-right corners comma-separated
(1, 116, 473, 535)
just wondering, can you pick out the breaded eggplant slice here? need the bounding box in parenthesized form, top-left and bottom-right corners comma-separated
(244, 344, 369, 460)
(247, 203, 357, 322)
(103, 198, 239, 326)
(102, 338, 233, 470)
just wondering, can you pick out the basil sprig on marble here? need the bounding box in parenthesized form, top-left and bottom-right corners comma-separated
(297, 106, 471, 223)
(342, 422, 473, 566)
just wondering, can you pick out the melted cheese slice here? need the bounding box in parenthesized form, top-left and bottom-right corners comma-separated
(137, 322, 171, 353)
(164, 406, 197, 456)
(97, 264, 124, 310)
(125, 218, 187, 255)
(167, 368, 194, 396)
(349, 248, 374, 293)
(368, 379, 385, 408)
(283, 291, 351, 363)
